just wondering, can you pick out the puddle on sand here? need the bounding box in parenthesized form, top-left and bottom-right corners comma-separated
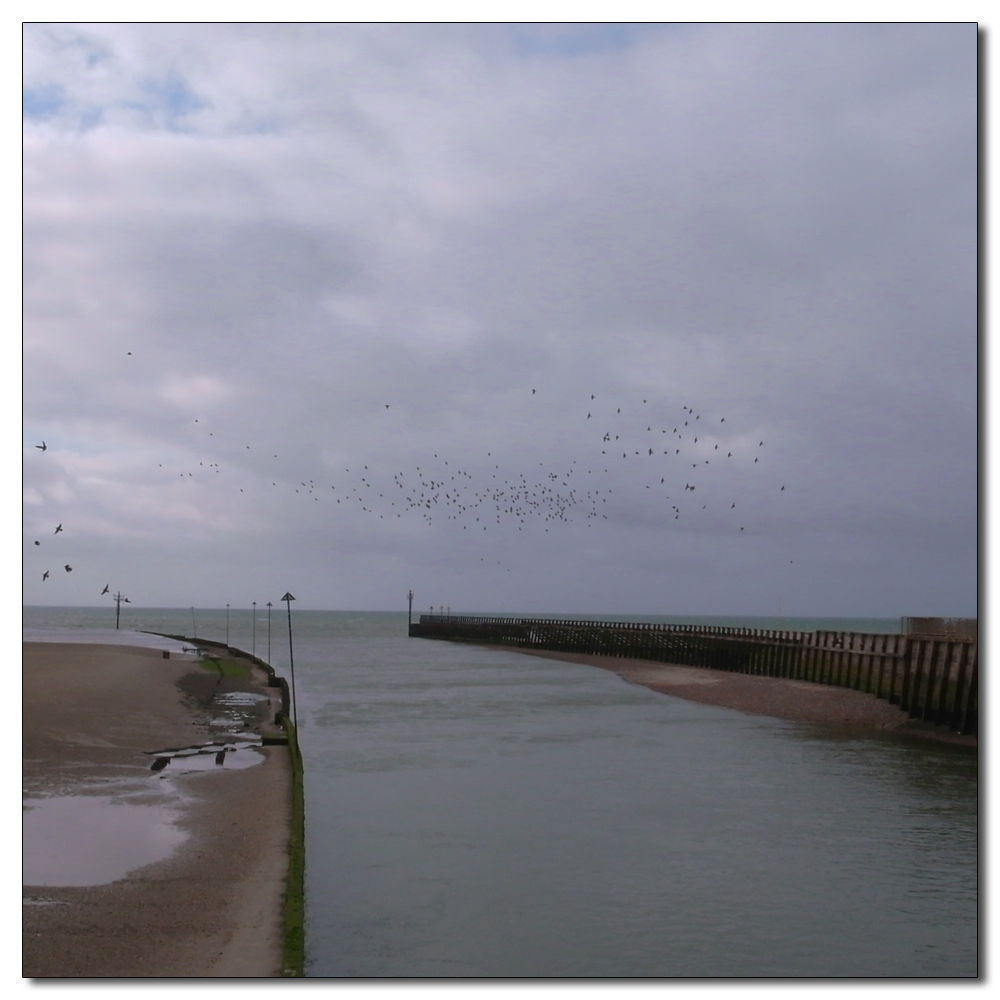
(23, 795, 187, 887)
(147, 741, 265, 774)
(209, 690, 274, 734)
(214, 691, 270, 707)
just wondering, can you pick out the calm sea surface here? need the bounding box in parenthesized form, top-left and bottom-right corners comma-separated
(24, 607, 978, 978)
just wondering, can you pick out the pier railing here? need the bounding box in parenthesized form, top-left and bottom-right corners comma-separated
(409, 616, 977, 736)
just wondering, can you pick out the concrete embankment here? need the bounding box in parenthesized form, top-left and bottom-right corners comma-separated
(23, 641, 293, 978)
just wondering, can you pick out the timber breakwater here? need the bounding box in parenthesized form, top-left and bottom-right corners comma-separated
(410, 616, 977, 738)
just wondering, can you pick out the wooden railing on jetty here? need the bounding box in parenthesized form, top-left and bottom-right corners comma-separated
(409, 616, 978, 736)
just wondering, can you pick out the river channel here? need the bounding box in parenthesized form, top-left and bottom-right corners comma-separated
(23, 607, 977, 977)
(294, 612, 977, 978)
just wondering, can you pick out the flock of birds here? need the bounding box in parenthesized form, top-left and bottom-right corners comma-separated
(28, 382, 790, 591)
(247, 393, 782, 535)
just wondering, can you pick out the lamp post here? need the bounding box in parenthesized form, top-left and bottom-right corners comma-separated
(281, 592, 298, 727)
(267, 602, 273, 662)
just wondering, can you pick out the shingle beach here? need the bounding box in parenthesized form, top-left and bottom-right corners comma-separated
(500, 648, 976, 747)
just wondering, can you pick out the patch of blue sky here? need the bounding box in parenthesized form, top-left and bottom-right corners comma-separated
(124, 71, 206, 130)
(226, 110, 282, 135)
(78, 107, 105, 130)
(506, 22, 671, 58)
(23, 84, 66, 120)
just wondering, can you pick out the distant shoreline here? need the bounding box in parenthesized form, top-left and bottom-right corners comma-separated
(22, 605, 911, 629)
(493, 647, 977, 748)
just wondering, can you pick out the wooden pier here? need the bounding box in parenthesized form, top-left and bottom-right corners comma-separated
(409, 616, 978, 736)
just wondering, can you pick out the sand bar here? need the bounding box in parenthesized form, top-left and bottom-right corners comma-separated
(499, 648, 976, 747)
(23, 641, 291, 978)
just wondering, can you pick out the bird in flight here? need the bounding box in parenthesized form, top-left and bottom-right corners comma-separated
(36, 442, 47, 451)
(64, 564, 73, 572)
(54, 524, 63, 534)
(42, 570, 49, 581)
(101, 584, 110, 595)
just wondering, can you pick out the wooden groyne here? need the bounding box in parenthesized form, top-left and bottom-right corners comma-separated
(409, 616, 978, 737)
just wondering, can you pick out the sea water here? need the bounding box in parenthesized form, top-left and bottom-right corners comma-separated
(24, 607, 977, 977)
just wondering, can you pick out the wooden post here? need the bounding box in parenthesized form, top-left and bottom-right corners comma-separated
(960, 653, 978, 736)
(949, 641, 973, 732)
(899, 638, 918, 716)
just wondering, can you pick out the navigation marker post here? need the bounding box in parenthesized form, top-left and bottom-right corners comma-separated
(226, 604, 230, 645)
(282, 593, 299, 727)
(113, 592, 131, 630)
(407, 589, 414, 627)
(252, 601, 257, 657)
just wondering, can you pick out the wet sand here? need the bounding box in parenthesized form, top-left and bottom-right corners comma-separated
(498, 648, 976, 747)
(23, 642, 291, 978)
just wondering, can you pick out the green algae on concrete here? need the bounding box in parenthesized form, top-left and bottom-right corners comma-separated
(280, 715, 305, 978)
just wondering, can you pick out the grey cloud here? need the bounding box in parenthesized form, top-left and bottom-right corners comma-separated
(22, 23, 977, 617)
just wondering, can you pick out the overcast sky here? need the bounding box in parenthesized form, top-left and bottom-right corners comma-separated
(22, 22, 977, 617)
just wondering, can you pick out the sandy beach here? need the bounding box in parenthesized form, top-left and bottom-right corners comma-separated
(23, 641, 292, 978)
(499, 648, 976, 747)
